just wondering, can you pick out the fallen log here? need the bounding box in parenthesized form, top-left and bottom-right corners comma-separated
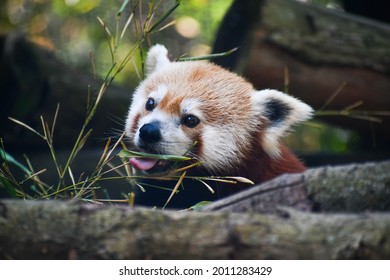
(203, 160, 390, 213)
(0, 200, 390, 259)
(0, 160, 389, 259)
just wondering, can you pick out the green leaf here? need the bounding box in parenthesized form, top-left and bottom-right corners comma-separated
(0, 176, 18, 198)
(187, 201, 212, 210)
(177, 47, 238, 62)
(118, 149, 192, 162)
(117, 0, 130, 16)
(224, 176, 254, 185)
(147, 0, 181, 33)
(0, 148, 31, 175)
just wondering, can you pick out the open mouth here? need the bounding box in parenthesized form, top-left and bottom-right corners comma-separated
(120, 148, 195, 175)
(129, 157, 173, 174)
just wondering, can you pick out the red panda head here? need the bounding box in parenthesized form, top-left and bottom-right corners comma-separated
(125, 45, 313, 174)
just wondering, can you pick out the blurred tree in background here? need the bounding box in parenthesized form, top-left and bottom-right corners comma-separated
(0, 0, 233, 88)
(1, 0, 347, 87)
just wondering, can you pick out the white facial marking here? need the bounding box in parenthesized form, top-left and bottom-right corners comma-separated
(133, 107, 192, 155)
(201, 125, 250, 171)
(180, 98, 204, 120)
(149, 84, 168, 103)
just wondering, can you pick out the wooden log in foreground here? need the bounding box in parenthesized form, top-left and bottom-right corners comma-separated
(0, 160, 389, 260)
(0, 200, 390, 260)
(203, 160, 390, 213)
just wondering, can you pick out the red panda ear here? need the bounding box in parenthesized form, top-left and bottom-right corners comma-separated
(252, 89, 313, 158)
(146, 44, 171, 76)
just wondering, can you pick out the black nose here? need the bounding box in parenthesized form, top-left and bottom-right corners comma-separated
(139, 122, 162, 144)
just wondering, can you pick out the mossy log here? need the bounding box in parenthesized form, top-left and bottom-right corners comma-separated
(1, 200, 390, 260)
(203, 160, 390, 213)
(1, 160, 389, 260)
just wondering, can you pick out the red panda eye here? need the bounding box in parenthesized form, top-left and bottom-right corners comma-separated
(181, 114, 200, 128)
(145, 98, 155, 111)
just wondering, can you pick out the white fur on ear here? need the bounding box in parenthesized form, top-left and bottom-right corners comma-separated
(252, 89, 313, 158)
(146, 44, 171, 75)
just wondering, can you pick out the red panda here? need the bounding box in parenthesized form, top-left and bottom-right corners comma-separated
(125, 44, 313, 199)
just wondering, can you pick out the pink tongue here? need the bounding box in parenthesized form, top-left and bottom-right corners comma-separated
(129, 157, 159, 171)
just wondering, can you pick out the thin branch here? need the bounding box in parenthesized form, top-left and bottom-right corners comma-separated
(318, 81, 347, 111)
(177, 47, 239, 62)
(163, 171, 187, 209)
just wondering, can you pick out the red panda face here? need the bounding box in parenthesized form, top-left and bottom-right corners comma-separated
(125, 45, 313, 174)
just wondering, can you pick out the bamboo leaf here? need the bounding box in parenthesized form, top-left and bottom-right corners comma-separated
(146, 0, 180, 33)
(76, 129, 93, 154)
(0, 147, 31, 175)
(170, 162, 202, 173)
(0, 176, 18, 198)
(51, 103, 60, 139)
(343, 100, 363, 111)
(105, 131, 126, 162)
(97, 16, 114, 63)
(68, 167, 76, 187)
(156, 20, 176, 32)
(186, 201, 213, 211)
(224, 176, 255, 185)
(19, 169, 47, 185)
(119, 13, 134, 45)
(117, 0, 131, 16)
(315, 110, 385, 123)
(8, 117, 44, 139)
(197, 179, 215, 194)
(96, 138, 111, 170)
(177, 47, 239, 62)
(118, 149, 192, 161)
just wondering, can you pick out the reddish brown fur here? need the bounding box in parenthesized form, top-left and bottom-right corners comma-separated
(144, 62, 253, 126)
(158, 94, 184, 115)
(131, 113, 141, 135)
(188, 67, 208, 82)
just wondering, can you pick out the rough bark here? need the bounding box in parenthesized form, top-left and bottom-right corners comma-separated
(0, 160, 389, 260)
(1, 200, 390, 260)
(258, 0, 390, 73)
(203, 160, 390, 213)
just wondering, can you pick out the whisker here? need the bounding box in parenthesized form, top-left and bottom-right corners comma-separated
(107, 114, 126, 126)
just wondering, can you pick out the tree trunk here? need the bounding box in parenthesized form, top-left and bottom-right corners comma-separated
(0, 33, 130, 150)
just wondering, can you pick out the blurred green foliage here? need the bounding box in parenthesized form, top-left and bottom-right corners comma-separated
(0, 0, 343, 85)
(286, 121, 358, 155)
(1, 0, 233, 87)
